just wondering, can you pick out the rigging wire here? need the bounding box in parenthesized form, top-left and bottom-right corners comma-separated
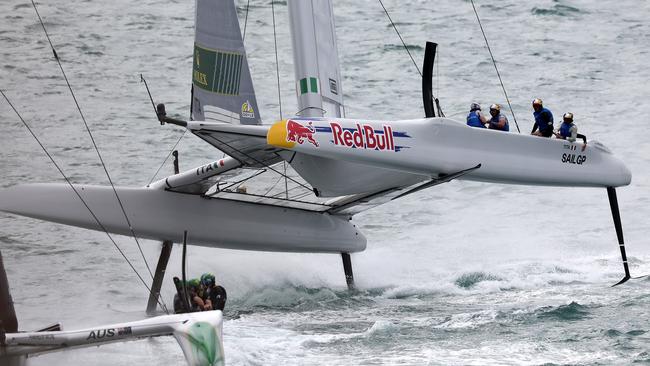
(242, 0, 251, 41)
(140, 74, 188, 186)
(209, 134, 313, 191)
(270, 1, 283, 119)
(30, 0, 158, 280)
(262, 172, 286, 197)
(377, 0, 422, 77)
(469, 0, 521, 133)
(1, 90, 169, 315)
(436, 48, 440, 101)
(283, 160, 289, 199)
(270, 0, 289, 199)
(146, 130, 186, 185)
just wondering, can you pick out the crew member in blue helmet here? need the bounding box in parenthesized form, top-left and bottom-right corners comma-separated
(201, 273, 227, 311)
(530, 98, 554, 137)
(466, 102, 488, 128)
(554, 112, 587, 146)
(488, 104, 509, 131)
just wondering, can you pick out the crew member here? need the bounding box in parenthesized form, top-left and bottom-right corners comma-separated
(188, 278, 211, 311)
(530, 98, 554, 137)
(466, 103, 488, 128)
(488, 104, 509, 131)
(201, 273, 227, 311)
(555, 112, 587, 146)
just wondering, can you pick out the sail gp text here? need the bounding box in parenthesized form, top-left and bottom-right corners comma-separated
(562, 153, 587, 165)
(330, 122, 395, 151)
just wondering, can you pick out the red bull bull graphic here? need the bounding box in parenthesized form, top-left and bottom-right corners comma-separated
(286, 120, 319, 147)
(330, 122, 395, 151)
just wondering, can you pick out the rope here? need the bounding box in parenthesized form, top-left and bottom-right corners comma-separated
(242, 0, 251, 41)
(209, 134, 313, 191)
(469, 0, 521, 133)
(31, 0, 158, 280)
(1, 90, 169, 314)
(147, 129, 186, 186)
(140, 74, 188, 186)
(270, 0, 289, 199)
(436, 48, 440, 102)
(30, 2, 172, 312)
(271, 1, 283, 119)
(377, 0, 421, 77)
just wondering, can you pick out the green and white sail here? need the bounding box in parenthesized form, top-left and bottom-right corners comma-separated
(191, 0, 261, 125)
(286, 0, 424, 197)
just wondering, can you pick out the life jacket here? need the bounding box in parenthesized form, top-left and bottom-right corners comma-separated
(466, 111, 485, 128)
(559, 122, 574, 139)
(533, 107, 554, 133)
(489, 113, 509, 131)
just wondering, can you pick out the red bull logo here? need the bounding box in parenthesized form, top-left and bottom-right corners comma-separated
(286, 120, 319, 147)
(330, 122, 395, 151)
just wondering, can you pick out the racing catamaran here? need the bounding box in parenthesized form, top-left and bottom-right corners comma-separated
(0, 249, 224, 366)
(0, 4, 634, 356)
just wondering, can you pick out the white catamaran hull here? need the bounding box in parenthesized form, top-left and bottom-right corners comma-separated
(0, 184, 366, 253)
(2, 310, 225, 366)
(267, 117, 631, 192)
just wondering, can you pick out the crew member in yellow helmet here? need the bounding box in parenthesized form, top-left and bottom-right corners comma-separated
(488, 104, 509, 131)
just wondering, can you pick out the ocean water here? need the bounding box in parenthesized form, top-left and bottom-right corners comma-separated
(1, 0, 650, 365)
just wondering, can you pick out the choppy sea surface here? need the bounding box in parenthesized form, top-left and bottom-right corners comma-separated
(1, 0, 650, 364)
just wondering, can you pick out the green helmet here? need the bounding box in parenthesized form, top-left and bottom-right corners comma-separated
(201, 273, 215, 287)
(187, 278, 201, 289)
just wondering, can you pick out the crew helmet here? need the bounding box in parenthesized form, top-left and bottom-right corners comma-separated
(489, 103, 500, 112)
(563, 112, 574, 122)
(470, 102, 481, 111)
(201, 273, 215, 287)
(188, 278, 201, 289)
(532, 98, 543, 107)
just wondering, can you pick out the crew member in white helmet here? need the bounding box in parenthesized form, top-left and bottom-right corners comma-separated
(554, 112, 587, 149)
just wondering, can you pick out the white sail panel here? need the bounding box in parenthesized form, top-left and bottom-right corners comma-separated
(192, 0, 261, 124)
(288, 0, 344, 118)
(312, 0, 344, 118)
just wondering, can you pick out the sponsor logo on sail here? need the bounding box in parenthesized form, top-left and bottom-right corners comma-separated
(286, 120, 319, 147)
(193, 49, 209, 86)
(241, 100, 255, 119)
(330, 122, 395, 151)
(193, 44, 243, 96)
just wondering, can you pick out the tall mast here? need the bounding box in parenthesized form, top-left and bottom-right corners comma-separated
(287, 0, 344, 118)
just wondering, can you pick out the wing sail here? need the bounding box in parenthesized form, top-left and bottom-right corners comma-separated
(288, 0, 344, 118)
(191, 0, 261, 125)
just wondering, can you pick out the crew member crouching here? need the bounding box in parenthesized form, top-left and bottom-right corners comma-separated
(555, 112, 587, 148)
(201, 273, 227, 311)
(466, 103, 489, 128)
(488, 104, 509, 131)
(531, 98, 554, 137)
